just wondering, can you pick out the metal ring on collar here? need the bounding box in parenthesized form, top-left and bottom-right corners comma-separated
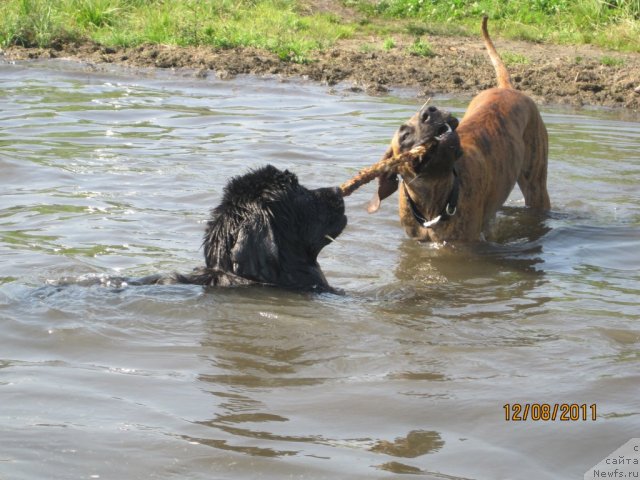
(445, 204, 457, 216)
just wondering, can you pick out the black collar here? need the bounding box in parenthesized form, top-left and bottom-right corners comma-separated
(403, 166, 460, 229)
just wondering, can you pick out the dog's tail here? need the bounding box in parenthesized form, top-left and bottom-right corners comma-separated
(482, 16, 513, 89)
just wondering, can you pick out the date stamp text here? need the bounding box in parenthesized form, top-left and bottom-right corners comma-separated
(503, 403, 597, 422)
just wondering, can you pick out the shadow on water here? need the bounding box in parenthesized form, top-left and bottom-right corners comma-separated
(366, 201, 640, 334)
(163, 287, 454, 474)
(366, 207, 553, 316)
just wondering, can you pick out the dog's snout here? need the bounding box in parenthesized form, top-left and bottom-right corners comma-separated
(314, 187, 345, 212)
(419, 105, 442, 124)
(329, 187, 345, 211)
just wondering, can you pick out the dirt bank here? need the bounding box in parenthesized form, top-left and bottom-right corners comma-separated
(3, 32, 640, 110)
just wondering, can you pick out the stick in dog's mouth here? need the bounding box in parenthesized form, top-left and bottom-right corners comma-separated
(338, 120, 454, 198)
(339, 144, 430, 197)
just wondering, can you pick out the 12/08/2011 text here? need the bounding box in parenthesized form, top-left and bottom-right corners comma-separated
(504, 403, 597, 421)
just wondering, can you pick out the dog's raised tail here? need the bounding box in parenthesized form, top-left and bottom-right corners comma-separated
(482, 16, 512, 89)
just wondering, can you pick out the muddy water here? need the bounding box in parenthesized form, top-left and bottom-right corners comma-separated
(1, 60, 639, 480)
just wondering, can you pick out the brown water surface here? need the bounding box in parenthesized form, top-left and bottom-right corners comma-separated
(1, 60, 639, 480)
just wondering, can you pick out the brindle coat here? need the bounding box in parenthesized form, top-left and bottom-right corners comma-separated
(369, 17, 551, 242)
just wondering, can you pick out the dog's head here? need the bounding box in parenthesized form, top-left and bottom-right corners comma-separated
(203, 165, 347, 291)
(368, 105, 461, 213)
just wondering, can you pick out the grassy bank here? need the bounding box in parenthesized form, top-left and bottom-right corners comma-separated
(1, 0, 639, 59)
(350, 0, 640, 51)
(0, 0, 354, 62)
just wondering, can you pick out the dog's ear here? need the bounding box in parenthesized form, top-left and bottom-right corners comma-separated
(367, 146, 398, 213)
(230, 217, 280, 283)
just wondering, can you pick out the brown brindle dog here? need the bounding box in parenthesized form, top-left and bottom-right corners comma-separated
(368, 17, 551, 242)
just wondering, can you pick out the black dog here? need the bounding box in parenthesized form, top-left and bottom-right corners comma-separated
(165, 165, 347, 292)
(47, 166, 346, 293)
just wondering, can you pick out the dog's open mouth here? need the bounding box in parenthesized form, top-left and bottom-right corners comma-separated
(434, 122, 453, 141)
(418, 122, 452, 156)
(413, 120, 459, 170)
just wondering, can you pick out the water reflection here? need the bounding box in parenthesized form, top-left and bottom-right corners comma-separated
(187, 292, 331, 457)
(383, 229, 551, 319)
(371, 429, 445, 457)
(186, 290, 454, 464)
(181, 432, 298, 458)
(372, 430, 446, 475)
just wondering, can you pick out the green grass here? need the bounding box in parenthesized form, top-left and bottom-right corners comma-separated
(600, 55, 625, 66)
(0, 0, 354, 62)
(74, 0, 120, 28)
(359, 42, 375, 53)
(1, 0, 639, 56)
(383, 37, 396, 50)
(407, 38, 434, 57)
(501, 51, 530, 65)
(347, 0, 640, 52)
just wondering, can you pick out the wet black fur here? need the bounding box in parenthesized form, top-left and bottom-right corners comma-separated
(170, 165, 347, 292)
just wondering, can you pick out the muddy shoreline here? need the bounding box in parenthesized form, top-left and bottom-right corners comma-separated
(3, 34, 640, 111)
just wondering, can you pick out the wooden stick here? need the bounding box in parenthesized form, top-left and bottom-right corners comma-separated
(339, 144, 430, 197)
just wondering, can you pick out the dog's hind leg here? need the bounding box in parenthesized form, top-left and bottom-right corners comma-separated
(517, 111, 551, 211)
